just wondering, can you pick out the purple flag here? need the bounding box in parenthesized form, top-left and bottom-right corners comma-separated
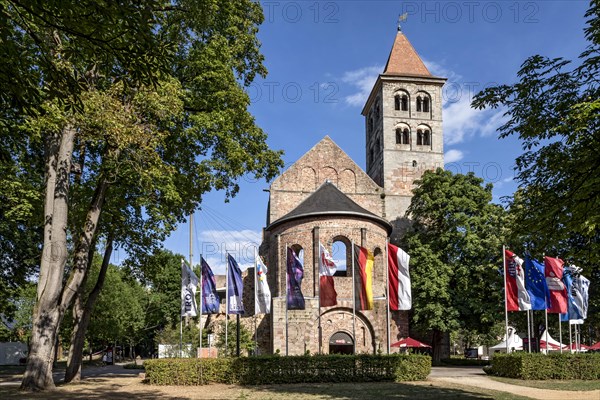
(286, 247, 305, 310)
(201, 257, 220, 314)
(227, 254, 244, 314)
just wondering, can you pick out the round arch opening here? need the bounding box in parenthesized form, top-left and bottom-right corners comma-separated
(329, 331, 354, 355)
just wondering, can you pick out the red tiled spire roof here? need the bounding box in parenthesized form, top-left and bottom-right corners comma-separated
(383, 31, 431, 77)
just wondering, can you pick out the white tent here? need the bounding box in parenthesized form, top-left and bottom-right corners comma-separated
(490, 328, 523, 353)
(539, 329, 566, 352)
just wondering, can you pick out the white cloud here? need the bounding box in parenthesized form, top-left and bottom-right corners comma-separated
(423, 58, 461, 83)
(197, 229, 261, 274)
(341, 65, 383, 106)
(444, 149, 464, 163)
(443, 95, 506, 145)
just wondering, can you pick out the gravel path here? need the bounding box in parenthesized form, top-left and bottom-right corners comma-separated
(430, 376, 600, 400)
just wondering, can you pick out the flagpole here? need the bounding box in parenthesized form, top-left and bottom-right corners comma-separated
(225, 252, 229, 356)
(285, 243, 289, 356)
(352, 240, 356, 355)
(502, 246, 509, 353)
(544, 309, 549, 353)
(559, 316, 562, 354)
(318, 242, 322, 355)
(526, 310, 531, 353)
(189, 214, 194, 357)
(569, 322, 573, 353)
(199, 254, 203, 358)
(385, 237, 391, 355)
(254, 249, 258, 355)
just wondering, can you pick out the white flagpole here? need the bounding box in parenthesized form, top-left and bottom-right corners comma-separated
(285, 243, 289, 356)
(502, 246, 509, 353)
(569, 322, 573, 353)
(199, 254, 203, 358)
(352, 241, 356, 354)
(544, 309, 549, 353)
(525, 310, 531, 353)
(254, 249, 258, 355)
(385, 238, 391, 355)
(318, 242, 322, 355)
(225, 253, 229, 356)
(559, 316, 563, 354)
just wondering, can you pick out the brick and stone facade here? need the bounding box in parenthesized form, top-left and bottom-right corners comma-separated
(247, 30, 446, 357)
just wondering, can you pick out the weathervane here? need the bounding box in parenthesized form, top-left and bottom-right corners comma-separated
(398, 13, 408, 31)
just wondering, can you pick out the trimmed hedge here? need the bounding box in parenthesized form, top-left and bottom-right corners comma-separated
(144, 354, 431, 385)
(490, 352, 600, 380)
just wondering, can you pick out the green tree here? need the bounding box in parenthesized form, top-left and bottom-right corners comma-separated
(472, 1, 600, 339)
(9, 1, 283, 391)
(215, 320, 255, 357)
(404, 169, 507, 361)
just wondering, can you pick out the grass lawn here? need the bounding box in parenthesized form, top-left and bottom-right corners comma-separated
(0, 377, 530, 400)
(490, 376, 600, 391)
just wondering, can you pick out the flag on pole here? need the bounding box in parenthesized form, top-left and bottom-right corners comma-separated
(319, 242, 338, 307)
(573, 273, 590, 320)
(287, 247, 305, 310)
(388, 243, 411, 310)
(255, 253, 271, 314)
(524, 256, 551, 310)
(504, 249, 531, 311)
(561, 266, 590, 324)
(227, 254, 244, 314)
(181, 259, 199, 317)
(544, 256, 568, 314)
(201, 257, 220, 314)
(353, 244, 374, 311)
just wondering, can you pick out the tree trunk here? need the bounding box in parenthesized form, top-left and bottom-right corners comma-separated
(65, 236, 113, 383)
(21, 125, 76, 391)
(431, 329, 443, 362)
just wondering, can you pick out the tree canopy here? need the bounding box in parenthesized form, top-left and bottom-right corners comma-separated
(404, 169, 507, 360)
(0, 1, 283, 390)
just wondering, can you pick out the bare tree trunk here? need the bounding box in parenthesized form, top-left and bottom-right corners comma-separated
(65, 235, 113, 383)
(22, 125, 76, 391)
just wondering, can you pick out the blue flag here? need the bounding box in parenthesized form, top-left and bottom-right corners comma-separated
(286, 247, 305, 310)
(227, 254, 244, 314)
(201, 257, 220, 314)
(524, 256, 551, 310)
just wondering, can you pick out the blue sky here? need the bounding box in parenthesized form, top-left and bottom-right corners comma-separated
(149, 1, 591, 273)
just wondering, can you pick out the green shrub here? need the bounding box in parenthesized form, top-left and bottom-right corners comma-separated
(144, 354, 431, 385)
(490, 353, 600, 380)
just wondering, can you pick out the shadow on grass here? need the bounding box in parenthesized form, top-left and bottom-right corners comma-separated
(245, 381, 505, 399)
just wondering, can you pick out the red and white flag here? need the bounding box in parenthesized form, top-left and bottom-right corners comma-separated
(544, 256, 568, 313)
(388, 243, 411, 310)
(319, 242, 337, 307)
(505, 249, 531, 311)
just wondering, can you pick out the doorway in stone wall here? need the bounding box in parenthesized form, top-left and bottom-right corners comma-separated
(329, 331, 354, 354)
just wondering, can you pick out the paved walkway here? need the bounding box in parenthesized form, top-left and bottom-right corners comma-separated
(429, 367, 600, 400)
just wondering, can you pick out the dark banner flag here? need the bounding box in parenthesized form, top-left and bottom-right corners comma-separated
(286, 247, 305, 310)
(201, 257, 220, 314)
(227, 254, 245, 314)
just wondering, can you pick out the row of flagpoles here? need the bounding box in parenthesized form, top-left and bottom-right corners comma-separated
(503, 246, 591, 353)
(180, 240, 412, 356)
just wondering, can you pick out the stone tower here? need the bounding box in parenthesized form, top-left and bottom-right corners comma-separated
(362, 30, 446, 242)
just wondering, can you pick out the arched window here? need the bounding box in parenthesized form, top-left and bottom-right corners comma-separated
(401, 95, 408, 111)
(395, 128, 402, 144)
(416, 97, 422, 112)
(423, 97, 430, 113)
(331, 237, 351, 277)
(369, 148, 374, 165)
(368, 117, 373, 133)
(423, 130, 431, 146)
(375, 138, 380, 153)
(402, 128, 410, 145)
(394, 95, 400, 111)
(375, 100, 380, 119)
(417, 130, 423, 146)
